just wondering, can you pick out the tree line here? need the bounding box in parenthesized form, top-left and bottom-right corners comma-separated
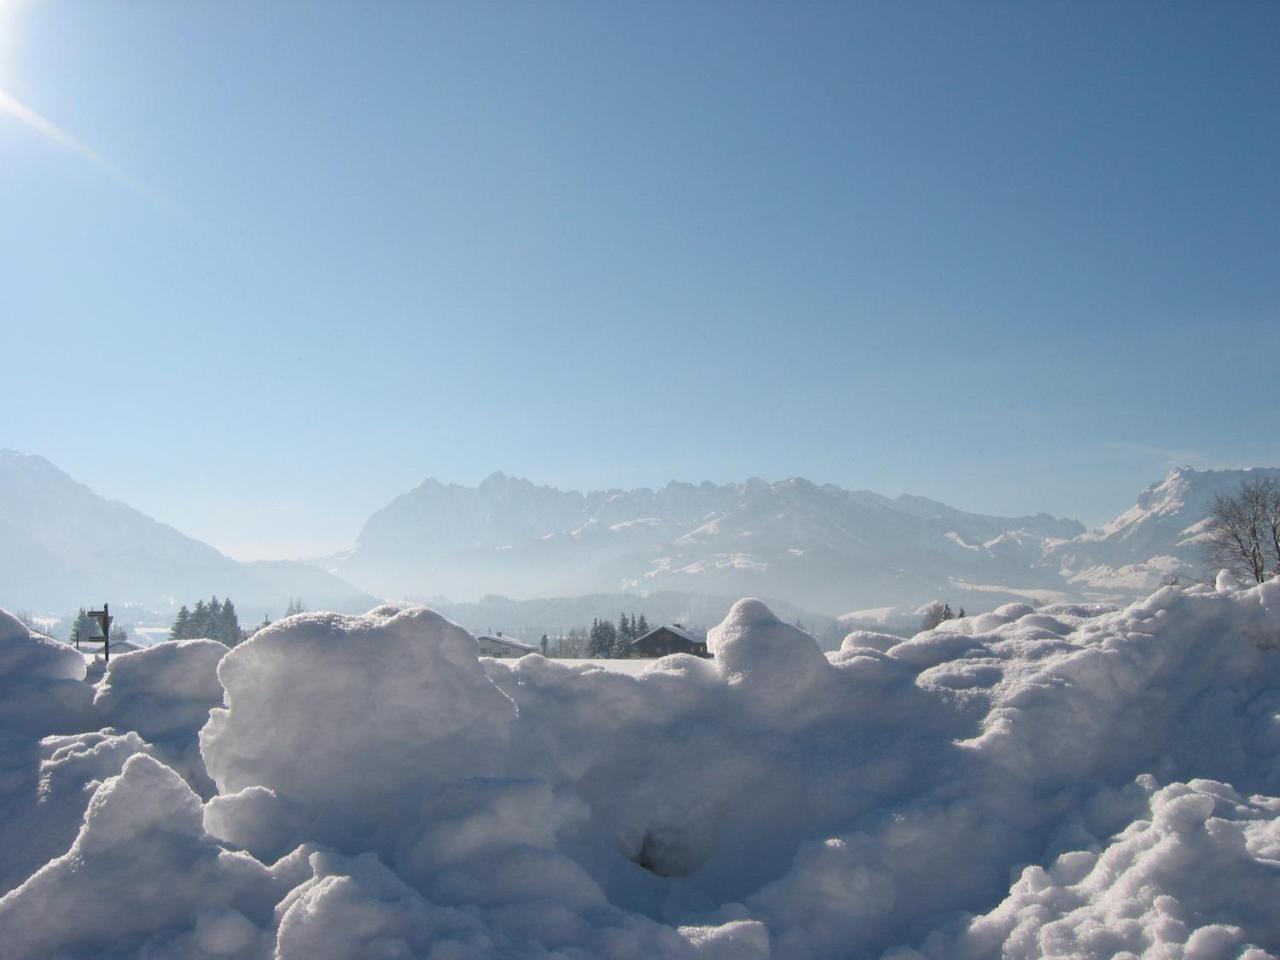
(587, 612, 650, 657)
(169, 596, 244, 646)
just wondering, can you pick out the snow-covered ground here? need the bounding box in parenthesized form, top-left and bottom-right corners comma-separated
(540, 657, 660, 675)
(1, 579, 1278, 959)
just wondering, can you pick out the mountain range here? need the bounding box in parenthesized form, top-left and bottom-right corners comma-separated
(3, 449, 1275, 625)
(326, 466, 1279, 615)
(326, 472, 1086, 613)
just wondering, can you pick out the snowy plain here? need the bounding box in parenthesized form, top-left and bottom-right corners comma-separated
(0, 577, 1278, 959)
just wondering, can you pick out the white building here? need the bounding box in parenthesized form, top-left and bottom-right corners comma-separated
(476, 632, 537, 658)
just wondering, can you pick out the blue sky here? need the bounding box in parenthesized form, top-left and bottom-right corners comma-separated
(2, 1, 1277, 558)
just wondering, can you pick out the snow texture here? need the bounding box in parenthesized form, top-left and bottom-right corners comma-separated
(0, 580, 1278, 958)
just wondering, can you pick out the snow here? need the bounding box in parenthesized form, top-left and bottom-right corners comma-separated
(560, 657, 661, 675)
(0, 580, 1278, 958)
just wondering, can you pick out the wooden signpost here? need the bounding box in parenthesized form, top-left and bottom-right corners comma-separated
(87, 604, 113, 664)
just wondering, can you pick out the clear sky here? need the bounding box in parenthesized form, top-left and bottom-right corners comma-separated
(2, 1, 1277, 559)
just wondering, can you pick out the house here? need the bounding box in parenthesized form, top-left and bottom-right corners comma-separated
(476, 632, 538, 658)
(630, 623, 710, 658)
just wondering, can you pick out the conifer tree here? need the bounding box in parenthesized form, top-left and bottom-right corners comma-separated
(170, 605, 191, 640)
(635, 613, 649, 636)
(190, 600, 208, 638)
(587, 618, 602, 656)
(612, 620, 632, 658)
(219, 598, 241, 646)
(588, 618, 617, 657)
(69, 607, 92, 645)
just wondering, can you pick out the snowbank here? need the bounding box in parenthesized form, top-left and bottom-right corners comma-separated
(0, 580, 1277, 958)
(903, 778, 1280, 960)
(201, 606, 517, 857)
(94, 638, 228, 742)
(0, 608, 91, 736)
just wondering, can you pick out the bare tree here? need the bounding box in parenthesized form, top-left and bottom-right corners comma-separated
(920, 601, 947, 632)
(1265, 478, 1280, 575)
(1203, 477, 1280, 584)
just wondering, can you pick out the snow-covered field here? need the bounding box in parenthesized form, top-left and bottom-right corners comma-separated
(1, 579, 1278, 959)
(544, 657, 659, 675)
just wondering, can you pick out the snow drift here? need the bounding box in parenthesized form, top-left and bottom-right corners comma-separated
(0, 581, 1277, 958)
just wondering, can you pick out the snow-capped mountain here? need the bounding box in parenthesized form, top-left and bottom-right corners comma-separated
(0, 450, 375, 618)
(9, 451, 1273, 623)
(329, 472, 1086, 613)
(1043, 466, 1280, 593)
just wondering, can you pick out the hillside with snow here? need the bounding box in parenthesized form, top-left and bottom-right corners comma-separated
(1043, 467, 1280, 593)
(1, 576, 1277, 958)
(0, 451, 375, 619)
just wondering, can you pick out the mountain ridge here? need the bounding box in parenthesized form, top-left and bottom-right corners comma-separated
(0, 450, 376, 619)
(329, 470, 1088, 612)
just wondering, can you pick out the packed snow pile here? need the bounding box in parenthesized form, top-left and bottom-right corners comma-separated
(0, 582, 1278, 958)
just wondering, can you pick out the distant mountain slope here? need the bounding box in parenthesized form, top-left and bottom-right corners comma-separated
(329, 472, 1086, 613)
(0, 450, 376, 617)
(1043, 466, 1280, 592)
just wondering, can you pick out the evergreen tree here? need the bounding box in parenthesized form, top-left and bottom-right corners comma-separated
(190, 600, 208, 637)
(170, 605, 191, 640)
(588, 618, 617, 657)
(958, 607, 966, 618)
(612, 624, 632, 657)
(587, 618, 600, 656)
(635, 613, 649, 636)
(218, 598, 241, 646)
(941, 603, 954, 621)
(285, 597, 306, 617)
(69, 607, 92, 645)
(600, 619, 619, 656)
(109, 624, 129, 646)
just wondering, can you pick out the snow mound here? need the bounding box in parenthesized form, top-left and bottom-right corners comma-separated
(200, 606, 518, 855)
(0, 583, 1278, 959)
(0, 753, 291, 959)
(94, 638, 228, 742)
(0, 609, 91, 736)
(912, 778, 1280, 960)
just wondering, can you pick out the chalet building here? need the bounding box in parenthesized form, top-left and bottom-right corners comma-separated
(630, 624, 710, 658)
(476, 632, 538, 658)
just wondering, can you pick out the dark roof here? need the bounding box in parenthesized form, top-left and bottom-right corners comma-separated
(631, 624, 706, 648)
